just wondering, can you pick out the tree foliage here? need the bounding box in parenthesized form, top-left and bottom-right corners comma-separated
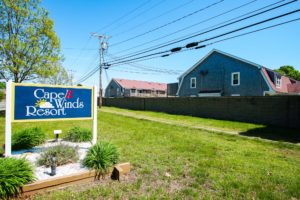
(0, 0, 62, 82)
(275, 65, 300, 81)
(39, 64, 72, 85)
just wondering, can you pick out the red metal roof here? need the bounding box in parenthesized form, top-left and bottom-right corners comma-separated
(113, 78, 167, 91)
(262, 67, 300, 94)
(287, 83, 300, 93)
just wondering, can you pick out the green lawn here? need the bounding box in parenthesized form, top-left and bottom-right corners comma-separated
(101, 106, 266, 133)
(0, 108, 300, 199)
(101, 106, 300, 143)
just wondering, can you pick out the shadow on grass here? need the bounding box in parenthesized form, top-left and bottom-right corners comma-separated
(239, 126, 300, 144)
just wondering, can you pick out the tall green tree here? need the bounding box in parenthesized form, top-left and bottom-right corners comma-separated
(0, 0, 62, 82)
(275, 65, 300, 81)
(39, 64, 72, 85)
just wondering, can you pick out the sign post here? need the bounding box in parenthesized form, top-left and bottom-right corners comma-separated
(5, 82, 97, 156)
(92, 86, 97, 144)
(5, 80, 12, 156)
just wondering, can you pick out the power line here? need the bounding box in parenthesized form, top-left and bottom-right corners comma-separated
(107, 0, 167, 34)
(113, 0, 196, 37)
(76, 52, 99, 80)
(108, 68, 179, 75)
(107, 9, 300, 65)
(69, 36, 92, 68)
(94, 0, 152, 33)
(106, 16, 300, 70)
(75, 64, 99, 84)
(108, 54, 182, 74)
(110, 0, 225, 47)
(112, 0, 260, 56)
(75, 9, 300, 83)
(108, 0, 297, 63)
(207, 17, 300, 46)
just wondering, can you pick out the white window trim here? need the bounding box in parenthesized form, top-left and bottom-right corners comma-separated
(231, 72, 240, 86)
(275, 75, 281, 88)
(190, 77, 196, 88)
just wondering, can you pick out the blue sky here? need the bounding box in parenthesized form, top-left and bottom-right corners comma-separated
(42, 0, 300, 88)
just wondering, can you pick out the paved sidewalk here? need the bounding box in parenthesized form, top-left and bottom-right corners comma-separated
(101, 108, 239, 135)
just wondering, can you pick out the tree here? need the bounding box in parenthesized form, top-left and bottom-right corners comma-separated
(275, 65, 300, 81)
(0, 0, 62, 82)
(39, 64, 72, 85)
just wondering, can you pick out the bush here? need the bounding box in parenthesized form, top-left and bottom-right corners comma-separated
(83, 141, 119, 179)
(0, 82, 5, 89)
(12, 127, 46, 150)
(0, 157, 35, 198)
(37, 144, 79, 167)
(64, 126, 92, 142)
(0, 90, 3, 100)
(0, 147, 4, 157)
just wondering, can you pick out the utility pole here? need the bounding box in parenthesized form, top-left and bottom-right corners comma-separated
(91, 33, 111, 107)
(68, 69, 76, 86)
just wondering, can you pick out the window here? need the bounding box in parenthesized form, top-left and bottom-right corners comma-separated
(275, 75, 281, 88)
(231, 72, 240, 86)
(131, 89, 136, 93)
(190, 77, 196, 88)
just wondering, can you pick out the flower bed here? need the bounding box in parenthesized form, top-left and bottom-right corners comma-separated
(12, 140, 92, 181)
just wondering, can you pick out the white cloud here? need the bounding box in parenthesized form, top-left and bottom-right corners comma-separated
(39, 102, 54, 109)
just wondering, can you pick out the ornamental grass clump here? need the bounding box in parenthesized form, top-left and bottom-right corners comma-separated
(83, 141, 119, 179)
(37, 144, 79, 167)
(12, 127, 46, 150)
(0, 158, 35, 199)
(64, 126, 92, 142)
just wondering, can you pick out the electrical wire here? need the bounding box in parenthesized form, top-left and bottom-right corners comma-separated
(113, 0, 196, 37)
(110, 16, 300, 68)
(94, 0, 152, 33)
(107, 9, 300, 65)
(108, 54, 183, 74)
(108, 68, 178, 75)
(74, 5, 300, 83)
(107, 0, 297, 63)
(110, 0, 225, 47)
(112, 0, 259, 56)
(70, 36, 92, 68)
(107, 0, 167, 34)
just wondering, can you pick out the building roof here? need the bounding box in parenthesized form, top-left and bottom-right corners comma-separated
(177, 49, 300, 95)
(262, 68, 300, 94)
(113, 78, 167, 91)
(178, 49, 262, 80)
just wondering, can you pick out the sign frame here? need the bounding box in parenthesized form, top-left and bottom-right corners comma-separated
(11, 82, 94, 122)
(5, 80, 98, 156)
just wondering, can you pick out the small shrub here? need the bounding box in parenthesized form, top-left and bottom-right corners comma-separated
(0, 147, 4, 157)
(37, 144, 79, 167)
(0, 82, 5, 89)
(64, 126, 92, 142)
(0, 90, 3, 100)
(12, 127, 46, 150)
(83, 141, 119, 179)
(0, 157, 35, 199)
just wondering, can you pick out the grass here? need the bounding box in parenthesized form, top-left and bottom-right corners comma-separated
(101, 106, 267, 132)
(0, 108, 300, 199)
(101, 106, 300, 143)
